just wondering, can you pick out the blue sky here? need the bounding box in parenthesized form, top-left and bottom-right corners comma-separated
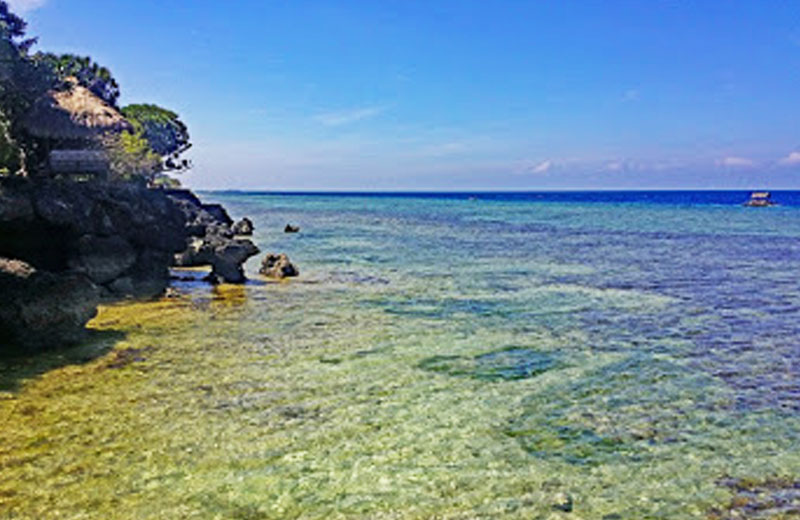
(11, 0, 800, 190)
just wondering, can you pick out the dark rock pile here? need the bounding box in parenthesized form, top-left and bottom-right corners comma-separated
(167, 189, 260, 284)
(0, 258, 99, 352)
(0, 178, 187, 299)
(0, 178, 188, 353)
(259, 253, 299, 279)
(232, 217, 254, 236)
(0, 182, 265, 353)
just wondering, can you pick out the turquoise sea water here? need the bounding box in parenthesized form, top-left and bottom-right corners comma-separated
(2, 191, 800, 518)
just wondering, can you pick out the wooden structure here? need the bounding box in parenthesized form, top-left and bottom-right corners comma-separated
(743, 191, 776, 207)
(19, 78, 132, 178)
(48, 150, 110, 175)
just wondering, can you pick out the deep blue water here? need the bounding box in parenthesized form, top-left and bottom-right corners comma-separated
(209, 189, 800, 207)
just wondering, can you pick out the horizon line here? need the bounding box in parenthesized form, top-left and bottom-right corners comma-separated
(194, 187, 800, 194)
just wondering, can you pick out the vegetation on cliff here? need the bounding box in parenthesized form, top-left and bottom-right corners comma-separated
(0, 1, 189, 184)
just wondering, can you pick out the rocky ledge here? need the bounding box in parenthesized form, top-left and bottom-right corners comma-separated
(0, 178, 187, 300)
(0, 178, 187, 353)
(0, 180, 259, 354)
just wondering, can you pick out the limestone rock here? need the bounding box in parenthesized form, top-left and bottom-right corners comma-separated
(0, 183, 34, 221)
(232, 217, 254, 236)
(200, 203, 233, 227)
(209, 239, 260, 283)
(0, 179, 187, 300)
(168, 192, 259, 284)
(259, 253, 299, 279)
(0, 257, 99, 354)
(68, 235, 137, 285)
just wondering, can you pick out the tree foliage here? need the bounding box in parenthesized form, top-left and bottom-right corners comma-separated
(122, 103, 191, 171)
(0, 1, 36, 51)
(34, 53, 120, 106)
(102, 130, 161, 183)
(0, 1, 190, 183)
(0, 1, 51, 175)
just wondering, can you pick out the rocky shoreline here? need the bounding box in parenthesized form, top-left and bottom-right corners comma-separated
(167, 188, 260, 284)
(0, 178, 260, 354)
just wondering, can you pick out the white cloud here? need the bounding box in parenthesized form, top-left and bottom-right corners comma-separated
(779, 151, 800, 166)
(314, 106, 387, 127)
(716, 156, 755, 168)
(529, 160, 552, 174)
(7, 0, 46, 13)
(603, 161, 624, 172)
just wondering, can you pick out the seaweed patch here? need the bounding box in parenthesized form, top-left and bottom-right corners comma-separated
(418, 347, 558, 381)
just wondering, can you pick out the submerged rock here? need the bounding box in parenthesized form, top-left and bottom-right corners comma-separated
(259, 253, 299, 279)
(551, 492, 574, 513)
(709, 477, 800, 519)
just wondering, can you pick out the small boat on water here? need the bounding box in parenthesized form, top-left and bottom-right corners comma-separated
(743, 191, 777, 207)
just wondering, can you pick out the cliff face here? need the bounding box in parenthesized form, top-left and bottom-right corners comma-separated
(0, 178, 188, 354)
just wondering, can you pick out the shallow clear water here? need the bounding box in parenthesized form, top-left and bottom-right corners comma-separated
(2, 192, 800, 519)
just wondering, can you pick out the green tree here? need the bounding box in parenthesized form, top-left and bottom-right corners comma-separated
(0, 1, 190, 184)
(0, 1, 51, 175)
(122, 103, 191, 171)
(34, 52, 120, 106)
(101, 130, 161, 183)
(0, 1, 35, 50)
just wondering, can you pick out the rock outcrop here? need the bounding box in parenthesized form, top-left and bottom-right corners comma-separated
(0, 180, 260, 353)
(0, 257, 99, 353)
(232, 217, 254, 236)
(169, 190, 259, 283)
(0, 177, 188, 354)
(0, 178, 187, 299)
(259, 253, 299, 279)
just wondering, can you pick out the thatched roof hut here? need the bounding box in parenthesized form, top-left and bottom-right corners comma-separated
(20, 79, 132, 141)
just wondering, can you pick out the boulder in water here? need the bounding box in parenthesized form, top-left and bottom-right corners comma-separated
(284, 224, 300, 233)
(232, 217, 254, 236)
(209, 239, 260, 284)
(259, 253, 299, 279)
